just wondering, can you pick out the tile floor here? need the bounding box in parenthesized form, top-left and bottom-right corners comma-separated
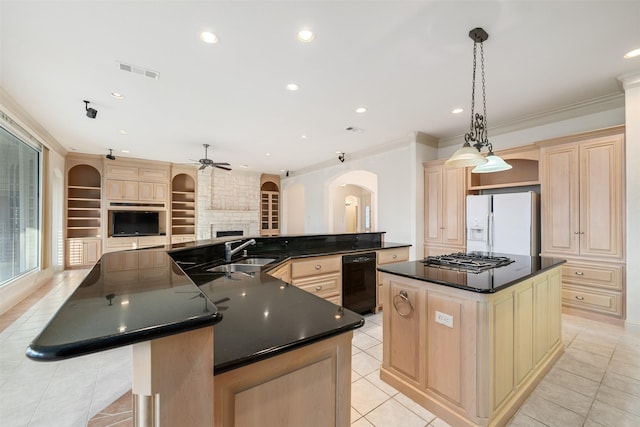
(1, 269, 639, 426)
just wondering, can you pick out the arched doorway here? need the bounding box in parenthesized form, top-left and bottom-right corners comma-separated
(327, 170, 377, 233)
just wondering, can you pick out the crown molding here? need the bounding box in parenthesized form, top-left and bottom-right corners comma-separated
(438, 92, 625, 148)
(618, 71, 640, 90)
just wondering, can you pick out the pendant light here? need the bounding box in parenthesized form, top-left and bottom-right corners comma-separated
(446, 28, 511, 173)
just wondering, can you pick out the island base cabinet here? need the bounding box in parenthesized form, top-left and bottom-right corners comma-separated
(214, 331, 352, 427)
(132, 327, 214, 427)
(380, 266, 564, 427)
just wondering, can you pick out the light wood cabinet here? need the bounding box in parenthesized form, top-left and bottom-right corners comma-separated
(541, 133, 624, 259)
(540, 127, 625, 321)
(267, 261, 291, 284)
(106, 179, 139, 201)
(424, 162, 467, 254)
(290, 255, 342, 304)
(375, 247, 410, 310)
(380, 265, 563, 427)
(66, 238, 101, 267)
(139, 182, 168, 202)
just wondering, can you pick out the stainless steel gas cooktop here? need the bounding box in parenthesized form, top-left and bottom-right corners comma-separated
(422, 253, 514, 273)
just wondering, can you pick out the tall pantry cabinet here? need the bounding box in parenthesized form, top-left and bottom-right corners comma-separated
(423, 161, 467, 256)
(539, 126, 625, 321)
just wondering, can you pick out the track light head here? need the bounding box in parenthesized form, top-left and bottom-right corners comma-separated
(338, 152, 345, 163)
(84, 100, 98, 119)
(105, 148, 116, 161)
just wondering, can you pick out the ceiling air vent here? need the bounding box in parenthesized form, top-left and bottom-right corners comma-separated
(117, 61, 160, 80)
(345, 126, 364, 133)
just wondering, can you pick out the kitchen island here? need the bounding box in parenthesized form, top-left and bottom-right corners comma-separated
(26, 232, 408, 426)
(377, 253, 565, 427)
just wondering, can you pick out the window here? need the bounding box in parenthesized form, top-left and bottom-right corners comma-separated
(0, 125, 41, 285)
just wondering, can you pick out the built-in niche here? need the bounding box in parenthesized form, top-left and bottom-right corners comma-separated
(171, 173, 196, 237)
(66, 164, 102, 239)
(107, 209, 166, 237)
(260, 174, 280, 236)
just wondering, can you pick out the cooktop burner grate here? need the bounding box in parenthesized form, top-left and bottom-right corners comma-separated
(422, 252, 514, 273)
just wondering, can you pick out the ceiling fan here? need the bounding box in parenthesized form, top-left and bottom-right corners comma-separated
(196, 144, 231, 171)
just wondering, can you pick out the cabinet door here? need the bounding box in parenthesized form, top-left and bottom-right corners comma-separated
(541, 145, 580, 255)
(442, 166, 466, 246)
(83, 239, 101, 264)
(140, 182, 168, 201)
(106, 179, 138, 200)
(579, 137, 624, 258)
(424, 167, 443, 243)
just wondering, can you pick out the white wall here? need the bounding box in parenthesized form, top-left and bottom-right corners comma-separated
(620, 72, 640, 328)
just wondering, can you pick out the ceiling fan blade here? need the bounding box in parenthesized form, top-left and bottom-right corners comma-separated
(212, 162, 230, 166)
(199, 164, 206, 170)
(215, 165, 232, 171)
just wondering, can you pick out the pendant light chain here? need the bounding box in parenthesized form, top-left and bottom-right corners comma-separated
(469, 41, 478, 134)
(480, 41, 492, 152)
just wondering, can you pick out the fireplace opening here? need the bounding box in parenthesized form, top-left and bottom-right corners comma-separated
(216, 230, 243, 238)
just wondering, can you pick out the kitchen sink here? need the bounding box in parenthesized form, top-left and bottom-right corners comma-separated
(232, 257, 276, 266)
(208, 263, 263, 273)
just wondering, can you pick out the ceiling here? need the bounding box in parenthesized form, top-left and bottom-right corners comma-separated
(1, 1, 639, 174)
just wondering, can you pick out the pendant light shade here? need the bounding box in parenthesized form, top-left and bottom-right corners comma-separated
(471, 151, 512, 173)
(444, 142, 487, 167)
(445, 27, 511, 173)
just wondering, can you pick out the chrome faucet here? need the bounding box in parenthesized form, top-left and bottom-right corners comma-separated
(224, 239, 256, 262)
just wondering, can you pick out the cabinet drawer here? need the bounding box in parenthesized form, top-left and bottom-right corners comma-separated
(562, 262, 623, 290)
(325, 294, 342, 306)
(105, 165, 138, 178)
(291, 256, 341, 278)
(377, 247, 410, 265)
(106, 237, 139, 249)
(138, 236, 168, 248)
(293, 273, 341, 297)
(562, 285, 622, 316)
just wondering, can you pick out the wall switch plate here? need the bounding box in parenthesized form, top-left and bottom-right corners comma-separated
(435, 311, 454, 328)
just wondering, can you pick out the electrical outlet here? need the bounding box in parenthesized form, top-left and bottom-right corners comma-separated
(435, 311, 454, 328)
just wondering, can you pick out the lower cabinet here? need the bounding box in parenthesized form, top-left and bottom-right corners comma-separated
(380, 266, 563, 427)
(104, 236, 168, 253)
(560, 260, 624, 319)
(66, 238, 102, 267)
(290, 255, 342, 305)
(376, 247, 410, 310)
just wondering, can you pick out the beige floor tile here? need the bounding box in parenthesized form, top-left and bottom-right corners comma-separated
(350, 377, 391, 416)
(601, 370, 640, 397)
(608, 359, 640, 382)
(564, 347, 611, 370)
(520, 393, 585, 427)
(363, 324, 382, 341)
(364, 398, 428, 427)
(531, 380, 593, 415)
(588, 399, 640, 427)
(351, 406, 362, 423)
(352, 351, 382, 377)
(351, 416, 375, 427)
(554, 351, 606, 382)
(595, 384, 640, 417)
(428, 417, 452, 427)
(353, 330, 380, 350)
(393, 393, 436, 423)
(364, 371, 399, 397)
(507, 412, 548, 426)
(569, 336, 616, 358)
(611, 347, 640, 368)
(364, 343, 382, 362)
(543, 365, 600, 398)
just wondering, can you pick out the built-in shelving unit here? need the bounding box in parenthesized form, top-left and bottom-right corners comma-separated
(260, 174, 280, 236)
(171, 173, 196, 240)
(467, 145, 540, 191)
(67, 165, 101, 239)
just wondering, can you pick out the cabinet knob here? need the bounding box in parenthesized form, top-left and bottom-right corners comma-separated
(392, 254, 397, 259)
(575, 295, 584, 301)
(315, 264, 322, 270)
(440, 227, 445, 230)
(580, 232, 585, 235)
(575, 271, 584, 276)
(574, 231, 580, 235)
(315, 285, 322, 291)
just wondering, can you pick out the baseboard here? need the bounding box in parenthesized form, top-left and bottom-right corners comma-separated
(0, 268, 53, 315)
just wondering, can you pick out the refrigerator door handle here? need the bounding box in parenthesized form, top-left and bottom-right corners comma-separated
(488, 213, 494, 252)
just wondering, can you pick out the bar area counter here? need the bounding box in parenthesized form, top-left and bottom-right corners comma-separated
(378, 254, 565, 427)
(25, 232, 408, 426)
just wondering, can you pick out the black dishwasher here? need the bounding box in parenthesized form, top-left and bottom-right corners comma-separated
(342, 252, 377, 314)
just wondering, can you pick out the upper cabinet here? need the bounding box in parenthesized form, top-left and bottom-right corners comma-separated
(260, 174, 280, 236)
(424, 162, 467, 251)
(540, 131, 624, 260)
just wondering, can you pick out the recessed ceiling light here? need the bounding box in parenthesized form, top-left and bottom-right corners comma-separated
(121, 149, 130, 153)
(336, 150, 343, 154)
(355, 107, 367, 114)
(241, 164, 249, 168)
(119, 129, 128, 135)
(297, 29, 314, 43)
(265, 153, 271, 156)
(624, 48, 640, 59)
(70, 147, 77, 151)
(286, 83, 299, 91)
(111, 92, 125, 100)
(200, 31, 218, 44)
(280, 169, 285, 172)
(451, 108, 464, 114)
(301, 134, 307, 139)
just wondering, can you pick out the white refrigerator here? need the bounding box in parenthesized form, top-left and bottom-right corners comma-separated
(466, 191, 539, 256)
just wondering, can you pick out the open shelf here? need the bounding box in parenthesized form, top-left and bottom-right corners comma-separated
(171, 173, 196, 237)
(468, 159, 539, 190)
(67, 165, 101, 242)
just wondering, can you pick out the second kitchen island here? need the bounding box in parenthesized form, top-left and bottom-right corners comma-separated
(377, 253, 565, 427)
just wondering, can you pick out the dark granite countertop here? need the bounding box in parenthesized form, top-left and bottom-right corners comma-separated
(27, 232, 405, 371)
(26, 248, 222, 361)
(377, 253, 566, 293)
